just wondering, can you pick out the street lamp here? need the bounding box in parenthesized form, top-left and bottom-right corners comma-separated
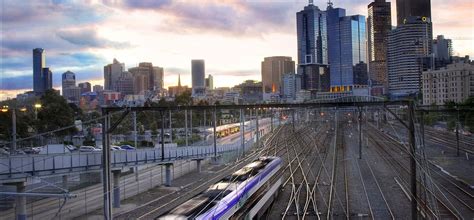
(34, 103, 42, 119)
(1, 105, 38, 154)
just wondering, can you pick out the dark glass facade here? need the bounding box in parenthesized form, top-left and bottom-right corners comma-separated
(327, 7, 367, 91)
(396, 0, 431, 26)
(368, 0, 391, 90)
(191, 59, 205, 95)
(33, 48, 45, 94)
(300, 64, 330, 92)
(296, 3, 328, 65)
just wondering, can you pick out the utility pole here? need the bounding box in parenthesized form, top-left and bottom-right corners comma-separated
(408, 102, 418, 220)
(270, 109, 274, 132)
(133, 112, 137, 148)
(161, 111, 165, 161)
(213, 107, 217, 160)
(456, 109, 460, 157)
(292, 109, 295, 131)
(420, 111, 425, 147)
(12, 109, 17, 153)
(256, 108, 259, 146)
(185, 109, 188, 147)
(169, 110, 172, 143)
(358, 108, 362, 159)
(240, 108, 245, 157)
(102, 111, 112, 220)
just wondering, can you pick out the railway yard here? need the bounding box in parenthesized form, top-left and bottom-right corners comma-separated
(78, 109, 474, 219)
(2, 107, 472, 220)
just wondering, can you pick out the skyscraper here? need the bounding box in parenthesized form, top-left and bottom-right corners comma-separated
(205, 74, 214, 90)
(368, 0, 391, 91)
(432, 35, 453, 68)
(261, 56, 295, 93)
(191, 60, 205, 95)
(387, 16, 432, 97)
(115, 71, 134, 96)
(33, 48, 52, 95)
(104, 58, 124, 90)
(62, 71, 76, 91)
(33, 48, 46, 94)
(153, 66, 164, 90)
(296, 1, 330, 92)
(128, 62, 164, 93)
(327, 6, 368, 92)
(297, 2, 328, 65)
(41, 67, 53, 92)
(396, 0, 431, 26)
(281, 73, 302, 101)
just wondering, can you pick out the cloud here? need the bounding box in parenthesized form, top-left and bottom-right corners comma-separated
(0, 52, 106, 91)
(57, 28, 131, 49)
(106, 0, 301, 36)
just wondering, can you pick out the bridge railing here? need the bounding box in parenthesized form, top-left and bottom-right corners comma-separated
(0, 139, 255, 181)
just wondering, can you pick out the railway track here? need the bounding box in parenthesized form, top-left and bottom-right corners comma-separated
(366, 125, 472, 219)
(117, 125, 290, 219)
(264, 120, 333, 219)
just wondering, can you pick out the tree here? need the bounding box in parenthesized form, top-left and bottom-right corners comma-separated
(36, 90, 76, 136)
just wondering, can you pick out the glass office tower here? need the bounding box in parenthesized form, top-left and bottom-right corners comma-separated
(327, 6, 367, 92)
(296, 2, 330, 92)
(33, 48, 46, 94)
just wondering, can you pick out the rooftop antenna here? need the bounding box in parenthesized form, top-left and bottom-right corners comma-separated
(309, 0, 313, 5)
(327, 0, 333, 7)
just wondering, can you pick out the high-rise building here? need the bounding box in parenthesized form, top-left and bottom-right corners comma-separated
(368, 0, 392, 91)
(327, 6, 368, 92)
(62, 71, 76, 91)
(115, 71, 134, 96)
(296, 2, 329, 92)
(41, 67, 53, 92)
(191, 60, 205, 95)
(104, 58, 125, 90)
(128, 62, 163, 94)
(396, 0, 431, 26)
(205, 74, 214, 90)
(78, 82, 91, 94)
(261, 57, 295, 93)
(387, 16, 432, 97)
(297, 2, 328, 65)
(93, 85, 104, 92)
(153, 66, 164, 90)
(432, 35, 453, 68)
(281, 73, 302, 101)
(33, 48, 52, 95)
(33, 48, 46, 94)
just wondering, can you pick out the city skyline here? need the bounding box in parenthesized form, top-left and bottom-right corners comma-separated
(1, 0, 473, 100)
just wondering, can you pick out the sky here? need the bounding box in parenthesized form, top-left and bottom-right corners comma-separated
(1, 0, 473, 100)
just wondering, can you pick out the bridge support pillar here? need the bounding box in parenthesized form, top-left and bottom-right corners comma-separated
(192, 158, 204, 173)
(112, 170, 121, 208)
(4, 181, 26, 220)
(164, 163, 173, 187)
(62, 175, 68, 189)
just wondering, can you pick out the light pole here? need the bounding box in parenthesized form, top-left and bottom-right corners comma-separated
(1, 105, 28, 154)
(34, 103, 42, 120)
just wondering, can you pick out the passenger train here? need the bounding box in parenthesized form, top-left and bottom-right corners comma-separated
(159, 156, 282, 220)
